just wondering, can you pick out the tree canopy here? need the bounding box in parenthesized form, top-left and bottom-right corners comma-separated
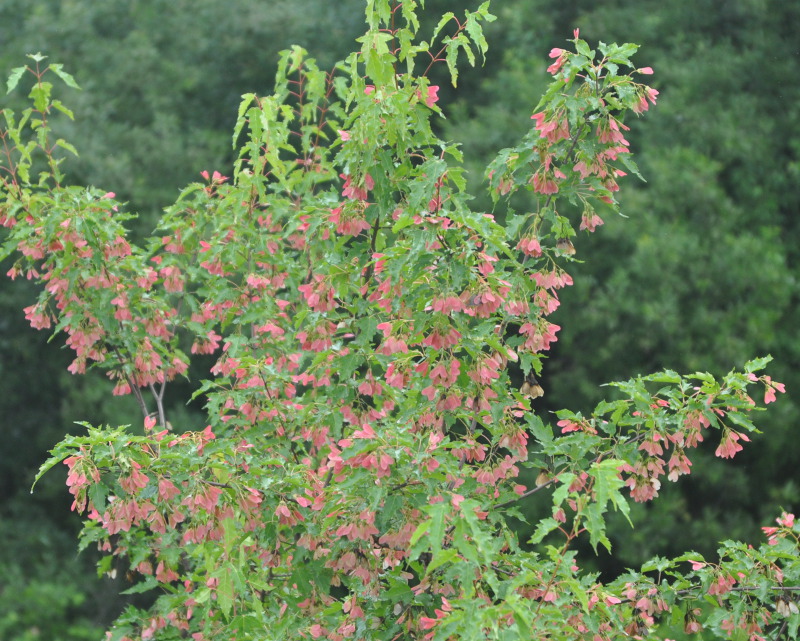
(1, 1, 798, 639)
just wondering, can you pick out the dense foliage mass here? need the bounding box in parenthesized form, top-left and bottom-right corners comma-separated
(446, 0, 800, 572)
(1, 1, 797, 640)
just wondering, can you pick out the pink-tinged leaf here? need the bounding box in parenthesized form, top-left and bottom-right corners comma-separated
(419, 616, 439, 630)
(352, 424, 376, 439)
(425, 85, 439, 108)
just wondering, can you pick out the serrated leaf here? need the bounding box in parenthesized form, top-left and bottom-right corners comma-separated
(6, 66, 26, 94)
(641, 556, 671, 573)
(29, 82, 52, 112)
(529, 517, 559, 545)
(428, 501, 448, 552)
(620, 154, 645, 181)
(605, 42, 640, 65)
(452, 523, 480, 565)
(233, 93, 257, 148)
(510, 602, 532, 635)
(431, 12, 456, 39)
(426, 548, 458, 574)
(31, 446, 74, 492)
(55, 138, 79, 157)
(744, 355, 772, 373)
(48, 64, 80, 89)
(503, 213, 528, 240)
(477, 0, 496, 21)
(409, 519, 431, 547)
(725, 410, 755, 431)
(465, 13, 489, 60)
(121, 577, 159, 595)
(108, 625, 135, 641)
(51, 99, 75, 120)
(446, 40, 460, 87)
(584, 502, 612, 553)
(644, 370, 681, 384)
(217, 566, 235, 617)
(527, 413, 553, 446)
(88, 482, 107, 511)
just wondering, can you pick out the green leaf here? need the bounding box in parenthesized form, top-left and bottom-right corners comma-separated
(120, 577, 159, 595)
(640, 556, 671, 573)
(575, 40, 594, 60)
(55, 138, 79, 157)
(217, 566, 235, 617)
(6, 65, 26, 94)
(48, 64, 80, 89)
(584, 502, 612, 553)
(619, 154, 645, 181)
(529, 517, 559, 545)
(409, 519, 432, 548)
(510, 601, 532, 635)
(604, 42, 640, 65)
(726, 410, 755, 431)
(464, 12, 489, 61)
(28, 81, 52, 112)
(361, 32, 395, 85)
(744, 355, 773, 373)
(584, 459, 631, 552)
(445, 38, 461, 87)
(476, 1, 496, 22)
(643, 370, 681, 384)
(50, 99, 75, 120)
(504, 213, 529, 240)
(428, 501, 448, 552)
(431, 12, 456, 40)
(31, 443, 75, 492)
(88, 482, 107, 511)
(452, 521, 480, 565)
(233, 93, 257, 149)
(427, 548, 458, 574)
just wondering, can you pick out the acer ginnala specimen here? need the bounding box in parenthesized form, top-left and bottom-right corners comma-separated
(1, 2, 796, 640)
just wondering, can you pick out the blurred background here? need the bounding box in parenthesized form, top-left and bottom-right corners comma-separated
(0, 0, 797, 638)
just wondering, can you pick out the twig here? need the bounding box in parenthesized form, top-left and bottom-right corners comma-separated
(149, 381, 167, 429)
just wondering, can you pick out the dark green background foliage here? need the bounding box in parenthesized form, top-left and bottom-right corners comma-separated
(1, 0, 797, 637)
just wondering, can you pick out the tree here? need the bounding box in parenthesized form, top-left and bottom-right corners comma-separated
(2, 2, 796, 640)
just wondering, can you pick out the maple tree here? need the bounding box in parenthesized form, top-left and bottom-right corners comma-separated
(1, 1, 797, 640)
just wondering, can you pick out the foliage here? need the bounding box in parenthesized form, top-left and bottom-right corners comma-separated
(1, 3, 797, 641)
(440, 0, 800, 570)
(0, 0, 365, 224)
